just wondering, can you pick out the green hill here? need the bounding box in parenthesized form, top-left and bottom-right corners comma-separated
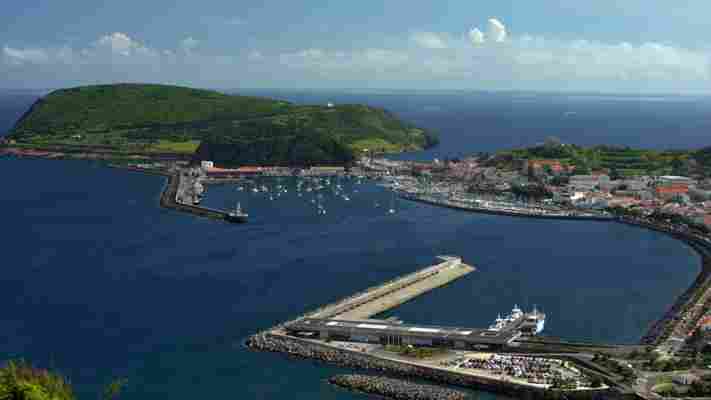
(8, 84, 437, 165)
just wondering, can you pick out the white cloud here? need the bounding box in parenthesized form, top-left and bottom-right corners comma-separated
(468, 28, 485, 45)
(410, 32, 448, 49)
(181, 37, 200, 52)
(2, 23, 711, 93)
(2, 46, 50, 64)
(487, 18, 507, 43)
(96, 32, 149, 56)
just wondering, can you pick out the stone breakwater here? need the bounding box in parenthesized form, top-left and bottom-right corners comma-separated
(158, 173, 228, 220)
(246, 333, 625, 400)
(399, 193, 613, 221)
(328, 374, 469, 400)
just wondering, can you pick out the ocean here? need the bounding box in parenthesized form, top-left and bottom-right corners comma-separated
(0, 90, 708, 399)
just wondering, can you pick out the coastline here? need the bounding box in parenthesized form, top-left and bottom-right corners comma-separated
(400, 190, 711, 348)
(3, 152, 708, 398)
(399, 192, 614, 221)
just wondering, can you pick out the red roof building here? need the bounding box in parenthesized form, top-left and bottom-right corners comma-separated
(655, 184, 689, 198)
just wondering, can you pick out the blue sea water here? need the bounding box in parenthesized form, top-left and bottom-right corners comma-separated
(0, 90, 708, 399)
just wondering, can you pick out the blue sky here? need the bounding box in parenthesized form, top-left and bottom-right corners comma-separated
(2, 1, 711, 93)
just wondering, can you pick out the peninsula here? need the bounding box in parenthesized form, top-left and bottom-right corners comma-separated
(1, 83, 438, 166)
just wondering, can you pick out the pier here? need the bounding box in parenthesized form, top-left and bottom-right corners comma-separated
(309, 256, 474, 321)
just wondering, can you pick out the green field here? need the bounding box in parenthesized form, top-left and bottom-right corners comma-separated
(506, 143, 700, 177)
(149, 140, 201, 154)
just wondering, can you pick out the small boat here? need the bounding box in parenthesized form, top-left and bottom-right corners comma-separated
(226, 202, 248, 223)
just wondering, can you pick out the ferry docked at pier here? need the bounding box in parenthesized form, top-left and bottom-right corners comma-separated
(488, 305, 545, 336)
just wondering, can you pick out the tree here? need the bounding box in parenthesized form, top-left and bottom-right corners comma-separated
(590, 376, 604, 388)
(103, 378, 128, 400)
(609, 167, 622, 181)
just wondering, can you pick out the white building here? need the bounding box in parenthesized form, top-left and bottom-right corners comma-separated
(569, 175, 610, 192)
(200, 161, 215, 170)
(659, 175, 694, 186)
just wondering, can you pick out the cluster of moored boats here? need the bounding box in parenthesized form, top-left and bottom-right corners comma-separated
(233, 176, 398, 217)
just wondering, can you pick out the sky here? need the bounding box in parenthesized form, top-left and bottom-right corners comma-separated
(2, 0, 711, 93)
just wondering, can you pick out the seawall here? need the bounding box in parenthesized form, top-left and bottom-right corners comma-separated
(618, 218, 711, 346)
(400, 193, 613, 222)
(328, 374, 469, 400)
(158, 173, 228, 220)
(247, 332, 628, 400)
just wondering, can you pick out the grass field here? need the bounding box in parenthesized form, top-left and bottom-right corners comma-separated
(348, 138, 407, 154)
(149, 140, 201, 154)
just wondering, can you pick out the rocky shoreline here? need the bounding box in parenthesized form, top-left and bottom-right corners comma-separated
(246, 333, 624, 400)
(328, 374, 469, 400)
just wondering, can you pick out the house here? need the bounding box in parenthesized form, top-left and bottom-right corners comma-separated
(529, 160, 565, 175)
(673, 373, 699, 386)
(659, 175, 694, 186)
(569, 175, 610, 192)
(656, 184, 689, 200)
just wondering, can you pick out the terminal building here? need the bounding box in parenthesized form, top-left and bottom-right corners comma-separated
(286, 318, 521, 350)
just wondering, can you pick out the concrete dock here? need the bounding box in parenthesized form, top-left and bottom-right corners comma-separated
(307, 256, 475, 321)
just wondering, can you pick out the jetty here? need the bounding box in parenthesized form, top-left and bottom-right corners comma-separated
(310, 256, 474, 321)
(159, 172, 229, 220)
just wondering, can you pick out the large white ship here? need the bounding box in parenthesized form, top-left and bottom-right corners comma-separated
(488, 305, 545, 336)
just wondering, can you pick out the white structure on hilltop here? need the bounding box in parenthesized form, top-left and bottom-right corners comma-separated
(200, 161, 214, 170)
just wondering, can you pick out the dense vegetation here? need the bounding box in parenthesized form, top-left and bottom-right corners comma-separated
(0, 360, 126, 400)
(0, 361, 74, 400)
(501, 140, 710, 177)
(7, 84, 436, 165)
(694, 146, 711, 177)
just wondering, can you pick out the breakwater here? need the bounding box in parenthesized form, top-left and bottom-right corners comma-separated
(247, 333, 626, 400)
(159, 173, 228, 220)
(400, 193, 613, 221)
(328, 374, 469, 400)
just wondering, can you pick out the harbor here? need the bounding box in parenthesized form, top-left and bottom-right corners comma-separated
(247, 256, 627, 399)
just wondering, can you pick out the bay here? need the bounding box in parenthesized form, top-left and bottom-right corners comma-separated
(0, 90, 706, 399)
